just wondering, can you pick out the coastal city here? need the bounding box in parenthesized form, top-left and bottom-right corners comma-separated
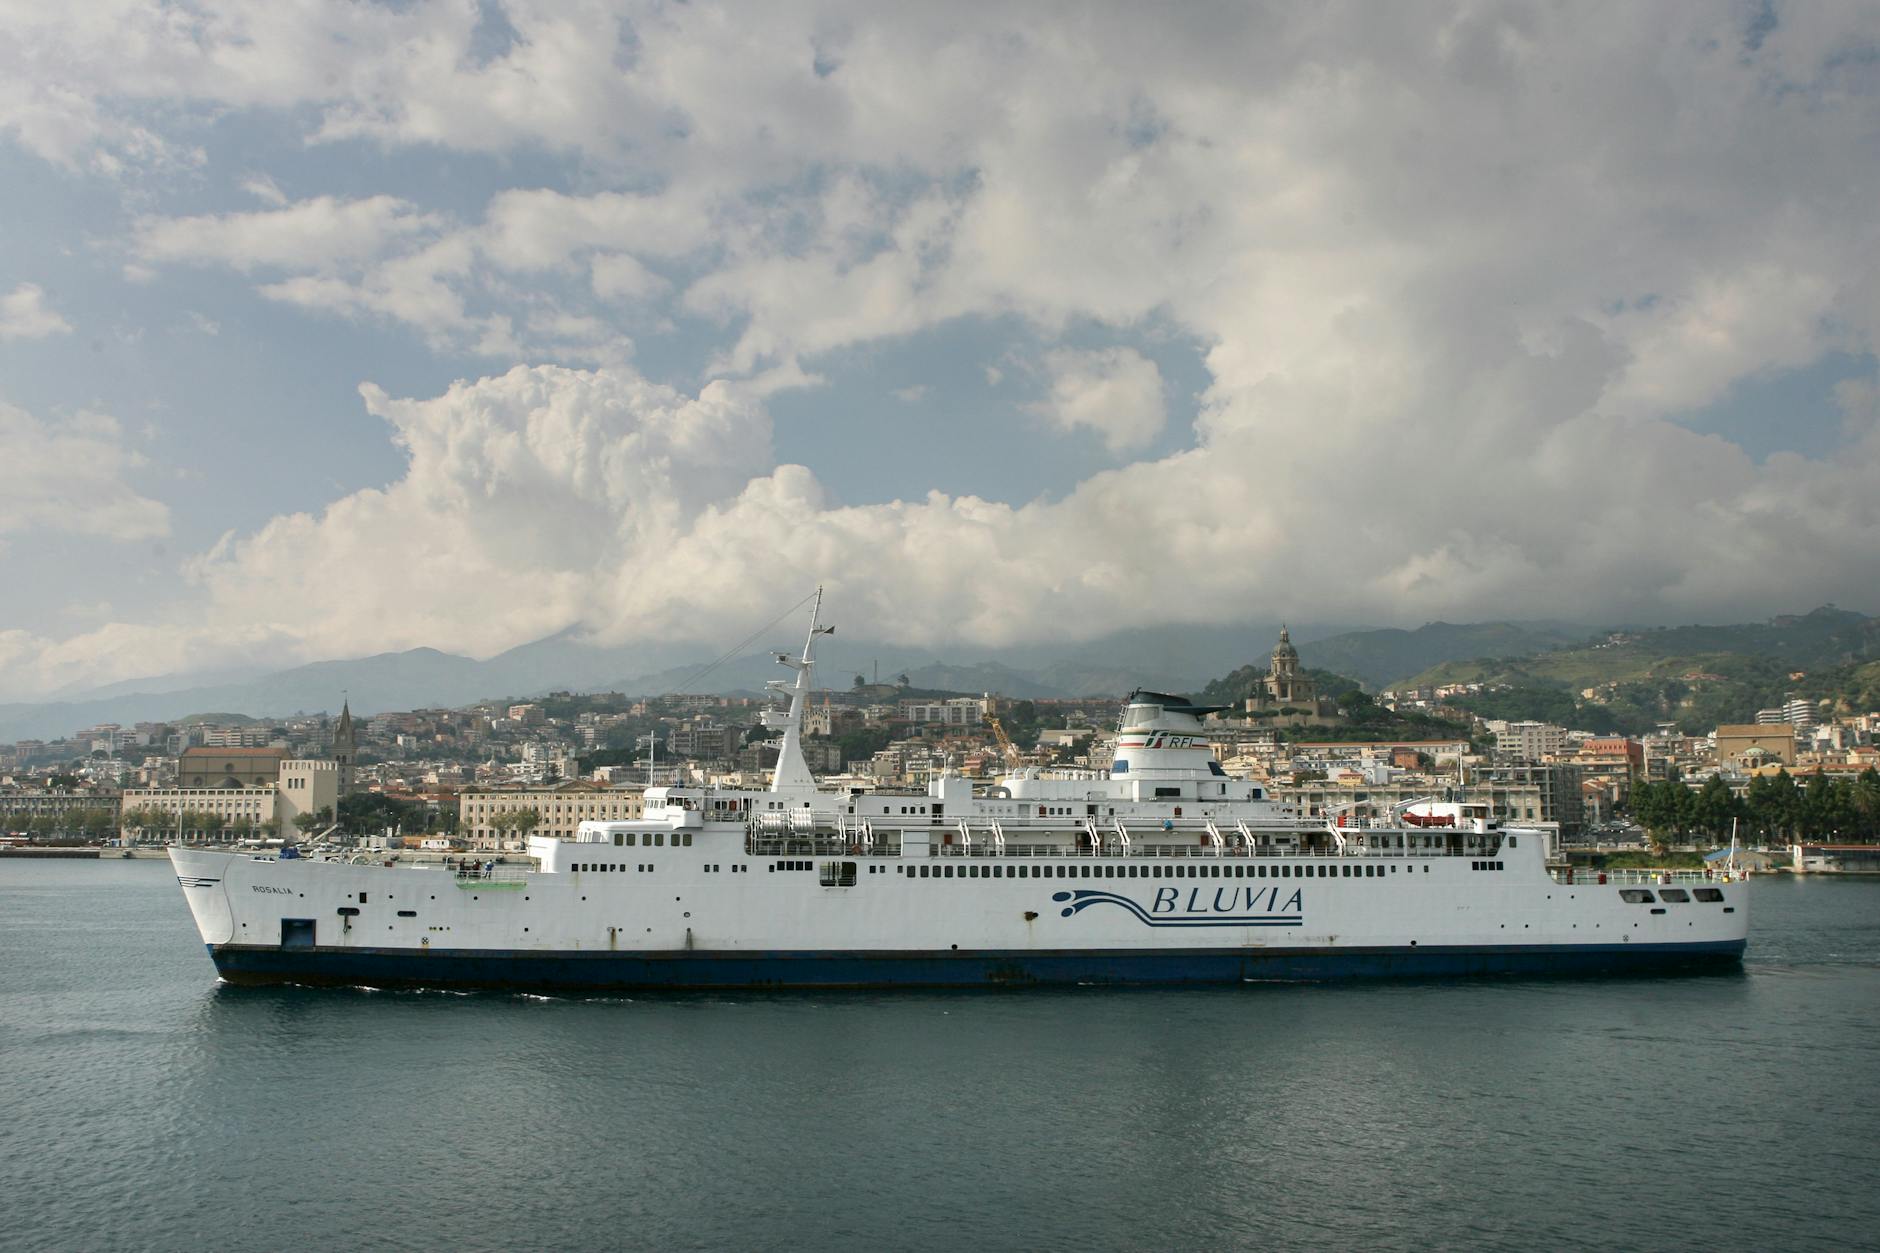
(6, 626, 1877, 873)
(10, 6, 1880, 1248)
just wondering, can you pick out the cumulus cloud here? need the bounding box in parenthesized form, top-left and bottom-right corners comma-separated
(179, 365, 774, 661)
(0, 283, 72, 340)
(1026, 348, 1167, 453)
(0, 403, 168, 540)
(6, 3, 1880, 699)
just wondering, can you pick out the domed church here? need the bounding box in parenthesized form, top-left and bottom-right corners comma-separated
(1244, 627, 1336, 717)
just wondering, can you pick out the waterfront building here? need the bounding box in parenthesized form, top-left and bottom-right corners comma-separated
(119, 785, 278, 842)
(457, 782, 646, 851)
(0, 788, 124, 828)
(277, 759, 341, 838)
(122, 757, 339, 842)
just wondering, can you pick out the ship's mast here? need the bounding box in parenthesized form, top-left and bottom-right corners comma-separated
(765, 587, 829, 794)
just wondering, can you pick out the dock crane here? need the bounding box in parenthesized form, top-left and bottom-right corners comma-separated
(984, 713, 1024, 769)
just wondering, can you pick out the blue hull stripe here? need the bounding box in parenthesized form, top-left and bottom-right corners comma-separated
(208, 941, 1748, 990)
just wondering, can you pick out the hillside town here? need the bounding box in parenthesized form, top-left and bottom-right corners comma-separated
(5, 628, 1880, 867)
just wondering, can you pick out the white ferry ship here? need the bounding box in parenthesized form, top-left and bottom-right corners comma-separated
(170, 600, 1748, 989)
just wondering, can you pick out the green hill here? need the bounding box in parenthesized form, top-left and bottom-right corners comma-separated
(1296, 621, 1584, 688)
(1195, 665, 1364, 707)
(1400, 607, 1880, 734)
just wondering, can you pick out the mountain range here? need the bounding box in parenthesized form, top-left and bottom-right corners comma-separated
(4, 607, 1875, 744)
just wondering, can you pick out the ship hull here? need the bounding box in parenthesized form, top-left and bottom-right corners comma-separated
(207, 938, 1747, 991)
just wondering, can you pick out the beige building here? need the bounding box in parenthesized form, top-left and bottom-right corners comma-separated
(277, 759, 341, 839)
(120, 786, 278, 842)
(1715, 724, 1796, 768)
(123, 757, 339, 842)
(458, 783, 646, 851)
(178, 746, 287, 788)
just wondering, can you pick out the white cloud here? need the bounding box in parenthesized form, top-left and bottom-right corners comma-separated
(0, 283, 72, 340)
(239, 173, 288, 207)
(1026, 348, 1167, 453)
(7, 4, 1880, 699)
(177, 364, 774, 665)
(590, 253, 670, 303)
(0, 402, 168, 540)
(132, 196, 440, 274)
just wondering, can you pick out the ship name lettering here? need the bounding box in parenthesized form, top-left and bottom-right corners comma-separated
(252, 884, 294, 896)
(1150, 885, 1303, 914)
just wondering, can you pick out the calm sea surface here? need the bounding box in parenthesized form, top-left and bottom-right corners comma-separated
(2, 860, 1877, 1252)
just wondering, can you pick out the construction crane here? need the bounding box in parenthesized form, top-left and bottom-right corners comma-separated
(985, 713, 1023, 768)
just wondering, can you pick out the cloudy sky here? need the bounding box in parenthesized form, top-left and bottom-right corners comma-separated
(3, 1, 1878, 702)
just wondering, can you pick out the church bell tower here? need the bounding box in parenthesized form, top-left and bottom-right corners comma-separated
(333, 698, 356, 797)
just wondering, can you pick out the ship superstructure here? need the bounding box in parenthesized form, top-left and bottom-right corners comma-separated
(171, 598, 1748, 989)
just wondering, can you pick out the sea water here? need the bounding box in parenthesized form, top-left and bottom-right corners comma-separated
(2, 859, 1876, 1251)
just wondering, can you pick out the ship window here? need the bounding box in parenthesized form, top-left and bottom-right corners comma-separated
(944, 865, 954, 878)
(358, 892, 368, 904)
(654, 833, 665, 846)
(1694, 887, 1724, 902)
(1660, 888, 1690, 903)
(683, 834, 693, 847)
(1619, 889, 1656, 904)
(1081, 866, 1092, 878)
